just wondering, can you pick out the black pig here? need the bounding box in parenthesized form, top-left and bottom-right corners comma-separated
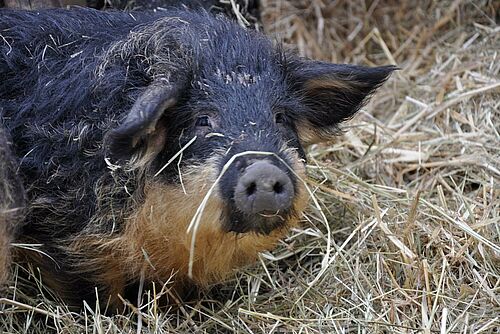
(0, 7, 394, 308)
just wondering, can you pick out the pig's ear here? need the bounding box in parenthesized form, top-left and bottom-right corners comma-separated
(105, 80, 185, 168)
(288, 61, 396, 145)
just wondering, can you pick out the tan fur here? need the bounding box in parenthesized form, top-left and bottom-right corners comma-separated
(0, 206, 23, 290)
(0, 218, 11, 286)
(296, 120, 325, 145)
(296, 119, 342, 146)
(69, 154, 308, 304)
(304, 77, 353, 92)
(0, 128, 24, 289)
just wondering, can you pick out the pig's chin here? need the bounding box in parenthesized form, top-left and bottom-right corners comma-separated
(224, 209, 290, 235)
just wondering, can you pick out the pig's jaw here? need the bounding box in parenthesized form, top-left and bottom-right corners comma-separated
(118, 178, 296, 289)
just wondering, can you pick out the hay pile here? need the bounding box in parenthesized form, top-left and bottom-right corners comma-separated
(1, 0, 499, 332)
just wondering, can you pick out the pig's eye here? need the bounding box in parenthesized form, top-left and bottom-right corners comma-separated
(195, 115, 212, 128)
(275, 112, 286, 124)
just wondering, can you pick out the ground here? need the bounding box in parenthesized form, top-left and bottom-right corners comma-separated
(1, 0, 499, 333)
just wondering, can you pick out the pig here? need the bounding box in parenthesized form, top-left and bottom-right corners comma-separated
(0, 7, 395, 308)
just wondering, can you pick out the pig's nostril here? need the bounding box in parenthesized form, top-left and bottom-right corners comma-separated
(246, 182, 257, 196)
(273, 182, 283, 194)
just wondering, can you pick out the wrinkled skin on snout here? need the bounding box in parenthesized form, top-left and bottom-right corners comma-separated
(0, 8, 395, 308)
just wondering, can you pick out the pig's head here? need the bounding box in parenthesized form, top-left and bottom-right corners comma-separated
(103, 13, 394, 243)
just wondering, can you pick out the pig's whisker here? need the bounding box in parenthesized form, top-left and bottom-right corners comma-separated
(259, 211, 285, 221)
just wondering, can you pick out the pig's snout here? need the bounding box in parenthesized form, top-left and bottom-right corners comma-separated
(234, 161, 294, 215)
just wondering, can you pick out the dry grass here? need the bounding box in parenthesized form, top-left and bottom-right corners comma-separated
(1, 0, 499, 332)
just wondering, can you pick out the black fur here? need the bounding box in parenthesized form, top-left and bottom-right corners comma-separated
(87, 0, 261, 30)
(0, 7, 394, 306)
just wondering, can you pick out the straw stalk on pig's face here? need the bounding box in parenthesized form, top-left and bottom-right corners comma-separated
(0, 7, 395, 308)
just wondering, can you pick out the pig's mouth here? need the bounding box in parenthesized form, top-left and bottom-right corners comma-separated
(225, 207, 292, 235)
